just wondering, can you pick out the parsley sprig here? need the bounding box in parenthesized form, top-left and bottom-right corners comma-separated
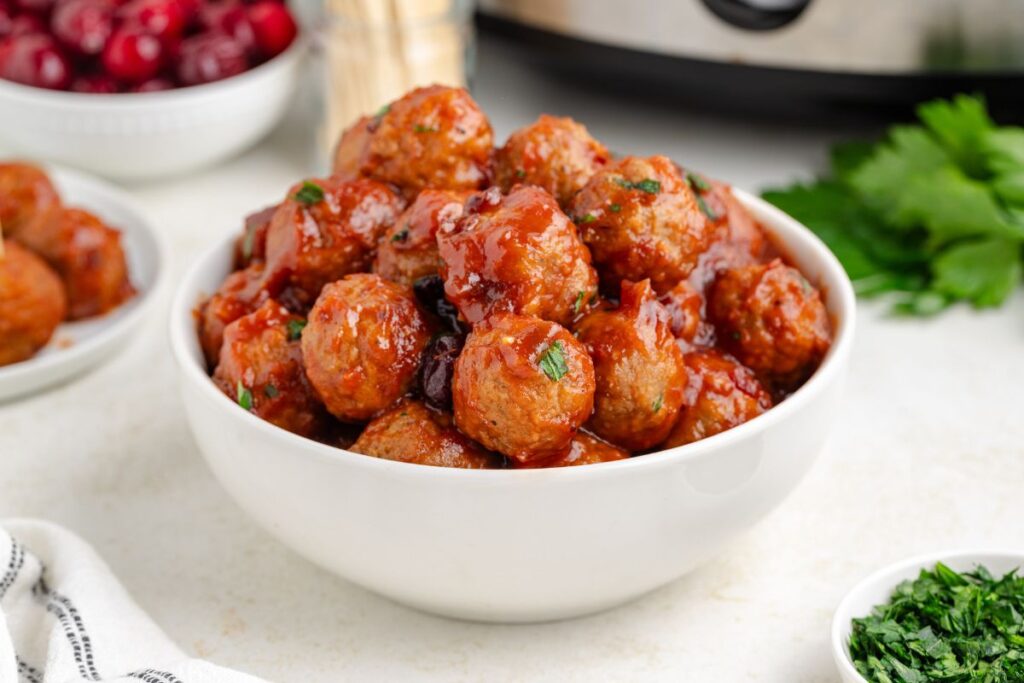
(538, 341, 569, 382)
(850, 562, 1024, 683)
(763, 95, 1024, 315)
(293, 181, 325, 206)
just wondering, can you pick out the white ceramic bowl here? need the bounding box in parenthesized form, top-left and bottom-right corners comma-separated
(832, 550, 1024, 683)
(0, 164, 166, 402)
(0, 41, 303, 182)
(170, 189, 856, 622)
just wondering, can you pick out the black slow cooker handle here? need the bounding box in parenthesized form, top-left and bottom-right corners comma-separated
(701, 0, 811, 31)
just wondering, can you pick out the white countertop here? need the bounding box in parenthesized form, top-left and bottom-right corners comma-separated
(2, 38, 1023, 683)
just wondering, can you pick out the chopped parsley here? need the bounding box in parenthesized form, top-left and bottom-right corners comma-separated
(236, 381, 253, 410)
(241, 224, 257, 262)
(652, 393, 663, 413)
(579, 213, 597, 223)
(615, 177, 661, 194)
(686, 171, 711, 192)
(264, 384, 279, 398)
(538, 340, 569, 382)
(609, 203, 622, 213)
(573, 291, 587, 314)
(286, 319, 307, 341)
(515, 169, 526, 179)
(375, 103, 390, 117)
(293, 181, 324, 206)
(391, 226, 410, 243)
(695, 194, 719, 221)
(849, 562, 1024, 683)
(413, 123, 438, 133)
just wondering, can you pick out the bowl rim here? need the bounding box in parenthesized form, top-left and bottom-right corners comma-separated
(830, 549, 1024, 683)
(0, 163, 169, 388)
(169, 187, 857, 479)
(0, 36, 305, 106)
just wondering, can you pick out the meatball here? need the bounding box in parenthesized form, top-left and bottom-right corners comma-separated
(0, 240, 66, 366)
(574, 279, 687, 451)
(519, 431, 630, 468)
(687, 177, 770, 292)
(198, 262, 272, 369)
(263, 176, 404, 307)
(0, 162, 60, 241)
(452, 314, 595, 463)
(360, 85, 493, 199)
(213, 299, 328, 438)
(18, 207, 134, 320)
(437, 186, 598, 327)
(659, 280, 714, 348)
(707, 259, 832, 388)
(374, 189, 468, 287)
(331, 114, 373, 181)
(494, 114, 610, 209)
(663, 349, 772, 448)
(570, 155, 712, 294)
(302, 274, 434, 422)
(351, 399, 502, 469)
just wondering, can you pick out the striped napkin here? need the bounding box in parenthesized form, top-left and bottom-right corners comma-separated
(0, 520, 266, 683)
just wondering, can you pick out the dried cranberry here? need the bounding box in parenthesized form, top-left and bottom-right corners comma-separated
(413, 274, 463, 333)
(0, 34, 72, 89)
(51, 0, 114, 55)
(418, 333, 465, 411)
(102, 25, 164, 82)
(176, 32, 246, 85)
(245, 0, 293, 58)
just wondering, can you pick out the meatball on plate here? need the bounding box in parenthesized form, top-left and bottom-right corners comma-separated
(0, 164, 164, 401)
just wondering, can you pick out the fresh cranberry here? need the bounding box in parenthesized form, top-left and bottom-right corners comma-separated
(0, 33, 71, 88)
(8, 12, 46, 36)
(0, 6, 13, 39)
(70, 71, 118, 91)
(52, 0, 114, 55)
(176, 32, 245, 85)
(131, 75, 171, 90)
(117, 0, 184, 42)
(245, 1, 293, 58)
(12, 0, 55, 13)
(101, 24, 163, 82)
(196, 0, 232, 31)
(218, 4, 254, 51)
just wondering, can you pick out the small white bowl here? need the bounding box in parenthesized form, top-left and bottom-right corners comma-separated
(0, 40, 303, 182)
(170, 189, 856, 622)
(831, 550, 1024, 683)
(0, 164, 166, 402)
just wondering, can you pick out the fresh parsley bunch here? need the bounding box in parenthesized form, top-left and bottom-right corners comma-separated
(850, 563, 1024, 683)
(763, 95, 1024, 315)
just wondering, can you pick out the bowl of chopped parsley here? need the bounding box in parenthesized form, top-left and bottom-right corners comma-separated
(832, 551, 1024, 683)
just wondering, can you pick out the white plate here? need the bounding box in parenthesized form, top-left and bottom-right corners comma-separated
(0, 165, 166, 402)
(831, 550, 1024, 683)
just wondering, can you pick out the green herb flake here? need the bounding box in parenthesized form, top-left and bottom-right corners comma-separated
(686, 172, 711, 192)
(375, 103, 391, 117)
(236, 381, 253, 410)
(849, 562, 1024, 683)
(413, 123, 438, 133)
(580, 213, 597, 223)
(286, 319, 307, 341)
(538, 340, 569, 382)
(615, 177, 661, 194)
(609, 203, 622, 213)
(573, 291, 587, 314)
(695, 194, 719, 221)
(391, 226, 410, 243)
(264, 384, 279, 398)
(652, 393, 663, 413)
(293, 181, 325, 206)
(515, 169, 526, 179)
(241, 225, 256, 262)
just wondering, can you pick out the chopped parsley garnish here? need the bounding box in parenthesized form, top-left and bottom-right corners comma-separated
(264, 384, 279, 398)
(293, 181, 324, 206)
(762, 94, 1024, 315)
(236, 381, 253, 410)
(515, 169, 526, 179)
(686, 171, 711, 192)
(652, 393, 663, 413)
(573, 291, 587, 314)
(375, 103, 390, 117)
(609, 203, 622, 213)
(413, 124, 438, 133)
(579, 213, 597, 223)
(286, 319, 307, 341)
(391, 226, 410, 243)
(616, 177, 661, 194)
(849, 562, 1024, 683)
(695, 194, 719, 221)
(241, 225, 257, 262)
(538, 340, 569, 382)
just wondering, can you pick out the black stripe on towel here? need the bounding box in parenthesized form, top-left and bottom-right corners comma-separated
(33, 574, 101, 681)
(17, 656, 43, 683)
(128, 669, 185, 683)
(0, 539, 24, 599)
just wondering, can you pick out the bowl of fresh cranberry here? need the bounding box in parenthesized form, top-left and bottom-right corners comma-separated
(0, 0, 302, 180)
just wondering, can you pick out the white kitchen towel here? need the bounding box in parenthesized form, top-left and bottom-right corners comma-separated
(0, 519, 268, 683)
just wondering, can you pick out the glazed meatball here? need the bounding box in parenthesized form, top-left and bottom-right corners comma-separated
(659, 280, 714, 348)
(0, 240, 66, 366)
(360, 85, 493, 199)
(663, 349, 772, 447)
(302, 274, 434, 422)
(198, 262, 272, 368)
(351, 399, 502, 469)
(0, 162, 60, 241)
(452, 314, 595, 462)
(213, 299, 328, 438)
(331, 114, 373, 181)
(687, 177, 770, 292)
(574, 279, 687, 451)
(374, 189, 468, 287)
(18, 207, 134, 320)
(520, 431, 630, 468)
(570, 155, 712, 294)
(263, 176, 404, 307)
(437, 186, 598, 326)
(708, 259, 832, 387)
(494, 114, 610, 209)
